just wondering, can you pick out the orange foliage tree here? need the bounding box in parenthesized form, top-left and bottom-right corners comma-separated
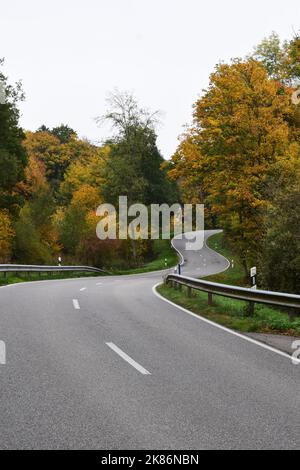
(169, 59, 296, 273)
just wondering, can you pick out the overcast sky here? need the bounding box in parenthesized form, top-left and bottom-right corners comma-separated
(1, 0, 299, 158)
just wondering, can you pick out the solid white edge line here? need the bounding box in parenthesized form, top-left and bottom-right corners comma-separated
(171, 237, 185, 266)
(72, 299, 80, 310)
(106, 342, 151, 375)
(152, 283, 300, 366)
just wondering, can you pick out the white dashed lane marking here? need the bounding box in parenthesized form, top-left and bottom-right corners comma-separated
(72, 299, 80, 310)
(106, 343, 151, 375)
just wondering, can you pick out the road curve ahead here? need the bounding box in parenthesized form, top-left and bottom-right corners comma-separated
(0, 231, 299, 450)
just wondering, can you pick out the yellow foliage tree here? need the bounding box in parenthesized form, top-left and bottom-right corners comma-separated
(59, 146, 109, 202)
(0, 210, 15, 262)
(71, 184, 102, 211)
(170, 59, 296, 272)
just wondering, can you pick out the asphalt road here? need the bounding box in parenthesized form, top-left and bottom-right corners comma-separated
(0, 230, 299, 450)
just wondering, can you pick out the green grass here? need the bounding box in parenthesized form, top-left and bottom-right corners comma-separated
(0, 271, 102, 287)
(157, 284, 300, 336)
(114, 239, 179, 275)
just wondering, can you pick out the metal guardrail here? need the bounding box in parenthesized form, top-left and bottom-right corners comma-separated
(0, 264, 108, 276)
(166, 274, 300, 310)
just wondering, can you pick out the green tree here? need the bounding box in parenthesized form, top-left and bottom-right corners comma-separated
(98, 91, 177, 206)
(253, 32, 300, 83)
(50, 124, 77, 144)
(37, 124, 50, 133)
(253, 32, 288, 80)
(14, 203, 55, 264)
(0, 59, 27, 214)
(260, 181, 300, 296)
(286, 34, 300, 82)
(258, 146, 300, 297)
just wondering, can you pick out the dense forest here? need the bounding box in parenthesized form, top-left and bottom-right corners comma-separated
(0, 33, 299, 292)
(0, 84, 177, 270)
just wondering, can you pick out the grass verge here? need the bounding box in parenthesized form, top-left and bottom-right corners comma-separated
(157, 232, 300, 336)
(157, 284, 300, 336)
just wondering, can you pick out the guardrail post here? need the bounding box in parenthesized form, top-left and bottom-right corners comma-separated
(208, 293, 213, 306)
(288, 308, 298, 321)
(187, 286, 192, 298)
(245, 302, 255, 316)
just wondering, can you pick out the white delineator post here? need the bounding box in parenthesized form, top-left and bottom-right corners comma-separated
(0, 341, 6, 365)
(250, 267, 257, 290)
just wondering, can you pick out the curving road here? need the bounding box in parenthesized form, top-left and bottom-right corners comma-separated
(0, 231, 299, 450)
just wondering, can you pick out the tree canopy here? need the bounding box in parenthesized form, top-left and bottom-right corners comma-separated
(169, 34, 300, 281)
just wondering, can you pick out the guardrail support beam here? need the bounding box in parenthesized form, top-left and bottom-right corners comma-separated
(245, 302, 255, 316)
(288, 308, 298, 321)
(165, 274, 300, 313)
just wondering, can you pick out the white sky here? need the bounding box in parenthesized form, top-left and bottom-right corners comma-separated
(1, 0, 299, 158)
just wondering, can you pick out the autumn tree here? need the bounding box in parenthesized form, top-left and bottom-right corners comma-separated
(57, 184, 102, 256)
(23, 130, 100, 193)
(59, 145, 108, 203)
(170, 59, 294, 273)
(14, 155, 60, 264)
(23, 131, 67, 191)
(0, 209, 15, 262)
